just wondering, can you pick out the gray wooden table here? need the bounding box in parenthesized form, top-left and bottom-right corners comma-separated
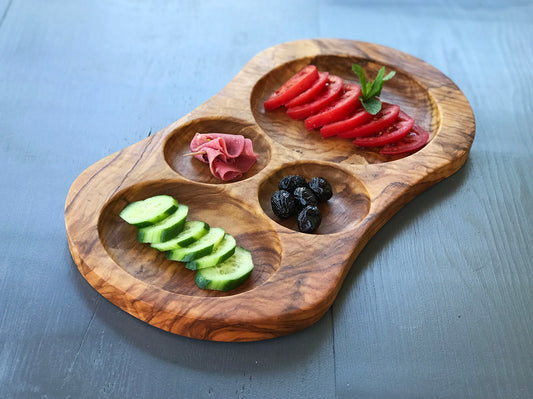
(1, 1, 532, 398)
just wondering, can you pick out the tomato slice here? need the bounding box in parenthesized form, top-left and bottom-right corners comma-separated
(285, 71, 329, 108)
(379, 124, 430, 155)
(286, 75, 344, 120)
(320, 106, 373, 138)
(263, 65, 319, 111)
(352, 111, 415, 147)
(337, 103, 400, 138)
(304, 84, 362, 130)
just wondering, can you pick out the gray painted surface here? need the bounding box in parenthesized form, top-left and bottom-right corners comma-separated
(1, 1, 532, 398)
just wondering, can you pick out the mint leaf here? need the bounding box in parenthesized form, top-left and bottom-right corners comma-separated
(351, 63, 396, 114)
(368, 79, 384, 99)
(383, 71, 396, 81)
(368, 67, 386, 98)
(361, 97, 382, 115)
(351, 64, 367, 96)
(365, 81, 373, 96)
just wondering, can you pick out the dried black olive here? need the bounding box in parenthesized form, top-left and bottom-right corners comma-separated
(270, 190, 297, 219)
(297, 206, 322, 233)
(293, 187, 318, 210)
(278, 175, 308, 193)
(308, 177, 332, 202)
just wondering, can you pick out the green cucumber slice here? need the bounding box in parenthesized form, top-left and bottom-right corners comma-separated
(137, 204, 188, 244)
(150, 221, 209, 251)
(185, 234, 236, 270)
(166, 227, 225, 262)
(119, 195, 178, 228)
(195, 247, 254, 291)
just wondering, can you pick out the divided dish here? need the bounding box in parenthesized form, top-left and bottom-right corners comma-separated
(65, 39, 475, 341)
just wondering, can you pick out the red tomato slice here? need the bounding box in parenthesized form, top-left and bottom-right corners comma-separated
(337, 103, 400, 138)
(320, 106, 373, 138)
(352, 111, 415, 147)
(285, 71, 329, 108)
(379, 124, 430, 155)
(286, 75, 344, 120)
(263, 65, 319, 111)
(304, 84, 362, 130)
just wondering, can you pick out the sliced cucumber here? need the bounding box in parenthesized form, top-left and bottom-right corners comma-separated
(137, 204, 188, 244)
(150, 221, 209, 251)
(185, 234, 236, 270)
(195, 247, 254, 291)
(119, 195, 178, 228)
(166, 227, 225, 262)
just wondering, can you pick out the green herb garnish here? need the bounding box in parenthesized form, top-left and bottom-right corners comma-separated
(351, 64, 396, 115)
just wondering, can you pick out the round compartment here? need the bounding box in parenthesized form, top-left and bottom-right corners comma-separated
(258, 162, 371, 234)
(99, 180, 282, 297)
(163, 117, 270, 183)
(251, 55, 438, 164)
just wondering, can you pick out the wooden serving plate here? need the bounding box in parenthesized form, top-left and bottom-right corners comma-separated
(65, 39, 475, 342)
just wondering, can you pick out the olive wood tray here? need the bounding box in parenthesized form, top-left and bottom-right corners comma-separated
(65, 39, 475, 342)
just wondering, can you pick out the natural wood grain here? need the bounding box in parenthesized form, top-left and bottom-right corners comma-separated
(64, 39, 475, 342)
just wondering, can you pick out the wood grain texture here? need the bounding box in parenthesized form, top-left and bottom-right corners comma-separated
(64, 39, 475, 342)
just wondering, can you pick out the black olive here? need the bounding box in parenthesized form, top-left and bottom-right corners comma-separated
(297, 206, 322, 233)
(308, 177, 332, 202)
(293, 187, 318, 210)
(278, 175, 308, 193)
(270, 190, 297, 219)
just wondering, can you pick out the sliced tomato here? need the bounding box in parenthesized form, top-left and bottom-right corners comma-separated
(320, 106, 373, 138)
(263, 65, 319, 111)
(337, 103, 400, 139)
(286, 75, 344, 120)
(352, 111, 415, 147)
(285, 71, 329, 108)
(379, 124, 430, 155)
(304, 84, 362, 130)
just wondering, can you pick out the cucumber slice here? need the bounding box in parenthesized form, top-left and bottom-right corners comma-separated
(119, 195, 178, 228)
(166, 227, 225, 262)
(195, 247, 254, 291)
(185, 234, 236, 270)
(150, 221, 209, 251)
(137, 204, 188, 244)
